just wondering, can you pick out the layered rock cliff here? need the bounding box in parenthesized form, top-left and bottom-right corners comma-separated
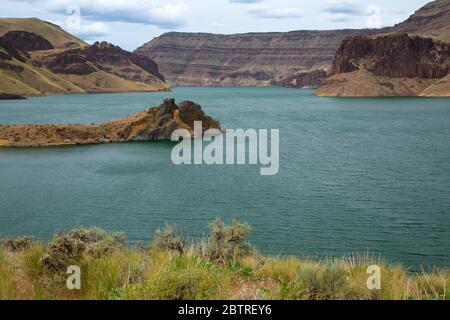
(135, 30, 378, 87)
(136, 0, 449, 90)
(315, 0, 450, 97)
(0, 99, 220, 147)
(315, 33, 450, 96)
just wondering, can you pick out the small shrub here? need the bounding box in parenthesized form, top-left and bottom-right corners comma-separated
(0, 237, 34, 252)
(207, 219, 251, 264)
(152, 225, 185, 256)
(39, 228, 126, 274)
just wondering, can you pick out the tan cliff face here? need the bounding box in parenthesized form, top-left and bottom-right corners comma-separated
(135, 30, 380, 87)
(0, 99, 221, 147)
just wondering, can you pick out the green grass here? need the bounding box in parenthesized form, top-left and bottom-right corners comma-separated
(0, 220, 448, 300)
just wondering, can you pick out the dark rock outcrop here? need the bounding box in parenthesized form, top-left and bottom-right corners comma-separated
(331, 34, 450, 79)
(41, 41, 165, 81)
(279, 69, 328, 88)
(43, 50, 96, 75)
(0, 93, 26, 100)
(0, 99, 220, 147)
(1, 31, 54, 52)
(0, 37, 29, 62)
(316, 1, 450, 96)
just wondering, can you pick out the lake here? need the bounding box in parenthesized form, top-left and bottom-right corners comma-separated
(0, 87, 449, 269)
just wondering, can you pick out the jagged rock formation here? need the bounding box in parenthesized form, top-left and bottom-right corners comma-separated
(315, 34, 450, 96)
(135, 30, 379, 87)
(331, 34, 450, 78)
(33, 41, 167, 92)
(278, 69, 328, 88)
(0, 21, 169, 98)
(0, 99, 220, 147)
(316, 0, 450, 97)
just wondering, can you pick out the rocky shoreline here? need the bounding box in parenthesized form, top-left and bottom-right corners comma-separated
(0, 93, 25, 100)
(0, 99, 220, 147)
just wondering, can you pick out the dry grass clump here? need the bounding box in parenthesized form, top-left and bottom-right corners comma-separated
(0, 221, 448, 300)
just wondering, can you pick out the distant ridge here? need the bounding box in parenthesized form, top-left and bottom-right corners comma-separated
(136, 0, 450, 88)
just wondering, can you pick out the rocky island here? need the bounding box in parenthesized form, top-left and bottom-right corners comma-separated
(0, 99, 220, 147)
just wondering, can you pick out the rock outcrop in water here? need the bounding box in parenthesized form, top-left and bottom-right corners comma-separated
(0, 99, 220, 147)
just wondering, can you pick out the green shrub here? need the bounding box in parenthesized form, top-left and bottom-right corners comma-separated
(0, 237, 34, 252)
(207, 219, 251, 264)
(151, 225, 185, 256)
(39, 228, 126, 274)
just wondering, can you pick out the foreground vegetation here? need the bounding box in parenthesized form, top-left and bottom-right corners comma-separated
(0, 219, 448, 300)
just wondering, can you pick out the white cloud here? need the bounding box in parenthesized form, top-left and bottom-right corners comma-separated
(11, 0, 191, 28)
(73, 22, 110, 39)
(248, 7, 302, 19)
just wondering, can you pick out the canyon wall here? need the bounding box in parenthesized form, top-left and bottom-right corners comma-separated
(315, 34, 450, 96)
(135, 30, 379, 87)
(315, 0, 450, 97)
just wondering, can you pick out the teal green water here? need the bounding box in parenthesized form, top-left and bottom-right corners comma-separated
(0, 87, 449, 268)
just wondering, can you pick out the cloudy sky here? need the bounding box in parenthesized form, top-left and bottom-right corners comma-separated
(1, 0, 431, 50)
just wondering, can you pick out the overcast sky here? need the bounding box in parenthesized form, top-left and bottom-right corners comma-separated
(1, 0, 431, 51)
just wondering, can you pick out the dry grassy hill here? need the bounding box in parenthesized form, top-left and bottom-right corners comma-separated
(0, 18, 169, 98)
(0, 18, 86, 49)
